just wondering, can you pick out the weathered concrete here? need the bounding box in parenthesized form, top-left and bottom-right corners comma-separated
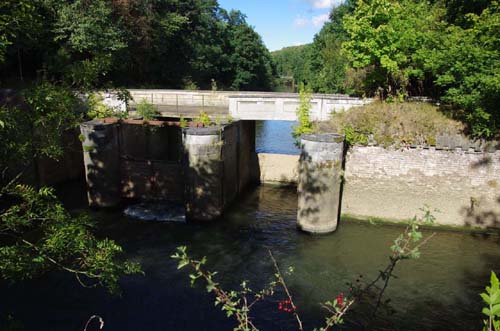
(80, 119, 257, 220)
(184, 127, 224, 221)
(342, 146, 500, 228)
(80, 121, 121, 207)
(297, 134, 345, 233)
(258, 153, 299, 183)
(229, 94, 370, 121)
(257, 147, 500, 228)
(126, 89, 370, 121)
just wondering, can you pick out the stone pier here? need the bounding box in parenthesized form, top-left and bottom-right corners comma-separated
(297, 133, 345, 233)
(80, 120, 121, 207)
(184, 127, 224, 221)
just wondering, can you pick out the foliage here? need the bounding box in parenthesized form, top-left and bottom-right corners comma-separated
(0, 81, 141, 295)
(272, 45, 312, 88)
(0, 1, 274, 91)
(321, 101, 463, 147)
(0, 184, 142, 294)
(481, 271, 500, 331)
(225, 10, 274, 91)
(179, 116, 188, 129)
(292, 84, 314, 143)
(0, 0, 40, 65)
(421, 2, 500, 137)
(308, 1, 356, 94)
(284, 0, 498, 138)
(86, 93, 115, 120)
(342, 0, 444, 98)
(136, 100, 159, 121)
(196, 111, 212, 127)
(0, 82, 83, 180)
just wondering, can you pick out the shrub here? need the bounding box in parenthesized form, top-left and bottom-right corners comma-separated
(136, 100, 160, 121)
(86, 93, 114, 119)
(292, 83, 315, 143)
(195, 110, 211, 126)
(321, 101, 463, 147)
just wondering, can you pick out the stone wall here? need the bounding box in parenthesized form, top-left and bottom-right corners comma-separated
(343, 146, 500, 227)
(257, 147, 500, 227)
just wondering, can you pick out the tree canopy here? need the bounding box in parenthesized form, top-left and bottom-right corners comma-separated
(272, 0, 499, 138)
(0, 0, 274, 91)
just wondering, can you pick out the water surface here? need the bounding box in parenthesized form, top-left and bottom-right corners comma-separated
(1, 184, 499, 331)
(256, 120, 299, 155)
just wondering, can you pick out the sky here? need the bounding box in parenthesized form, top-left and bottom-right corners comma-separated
(218, 0, 343, 52)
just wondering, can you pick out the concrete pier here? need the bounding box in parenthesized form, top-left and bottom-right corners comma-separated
(183, 127, 224, 221)
(297, 133, 345, 233)
(80, 120, 121, 207)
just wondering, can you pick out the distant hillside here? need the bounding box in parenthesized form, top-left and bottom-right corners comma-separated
(272, 44, 312, 84)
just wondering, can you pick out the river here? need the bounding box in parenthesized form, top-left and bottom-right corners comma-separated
(0, 121, 499, 331)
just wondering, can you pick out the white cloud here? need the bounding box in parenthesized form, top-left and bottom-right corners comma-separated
(312, 13, 329, 27)
(307, 0, 343, 9)
(293, 16, 309, 28)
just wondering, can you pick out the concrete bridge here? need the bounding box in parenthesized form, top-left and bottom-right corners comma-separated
(122, 89, 370, 121)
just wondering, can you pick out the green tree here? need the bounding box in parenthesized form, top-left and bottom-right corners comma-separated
(307, 0, 356, 94)
(422, 2, 500, 137)
(272, 44, 312, 88)
(225, 10, 274, 91)
(342, 0, 444, 97)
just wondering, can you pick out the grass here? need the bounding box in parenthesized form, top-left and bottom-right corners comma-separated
(319, 101, 464, 147)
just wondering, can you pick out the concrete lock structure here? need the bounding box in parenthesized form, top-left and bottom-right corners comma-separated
(80, 119, 259, 221)
(80, 120, 121, 207)
(183, 127, 224, 221)
(297, 133, 345, 234)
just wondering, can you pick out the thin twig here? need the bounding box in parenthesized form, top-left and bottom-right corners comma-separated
(268, 250, 303, 331)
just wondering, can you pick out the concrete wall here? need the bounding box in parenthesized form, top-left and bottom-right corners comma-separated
(257, 147, 500, 227)
(81, 119, 258, 218)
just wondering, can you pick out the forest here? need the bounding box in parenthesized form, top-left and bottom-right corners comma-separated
(0, 0, 274, 91)
(273, 0, 500, 138)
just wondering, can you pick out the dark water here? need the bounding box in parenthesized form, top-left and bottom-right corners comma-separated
(1, 184, 499, 331)
(256, 120, 300, 155)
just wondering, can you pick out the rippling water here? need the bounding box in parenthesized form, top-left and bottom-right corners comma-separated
(2, 184, 499, 331)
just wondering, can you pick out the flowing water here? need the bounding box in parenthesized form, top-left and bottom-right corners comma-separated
(1, 121, 499, 331)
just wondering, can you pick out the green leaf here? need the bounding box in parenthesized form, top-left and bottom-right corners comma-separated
(491, 271, 499, 292)
(482, 307, 492, 317)
(177, 260, 189, 269)
(480, 293, 491, 305)
(491, 303, 500, 316)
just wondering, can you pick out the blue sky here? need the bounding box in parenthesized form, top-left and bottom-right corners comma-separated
(218, 0, 342, 51)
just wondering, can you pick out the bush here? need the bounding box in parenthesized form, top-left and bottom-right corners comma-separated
(136, 100, 160, 121)
(320, 101, 463, 147)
